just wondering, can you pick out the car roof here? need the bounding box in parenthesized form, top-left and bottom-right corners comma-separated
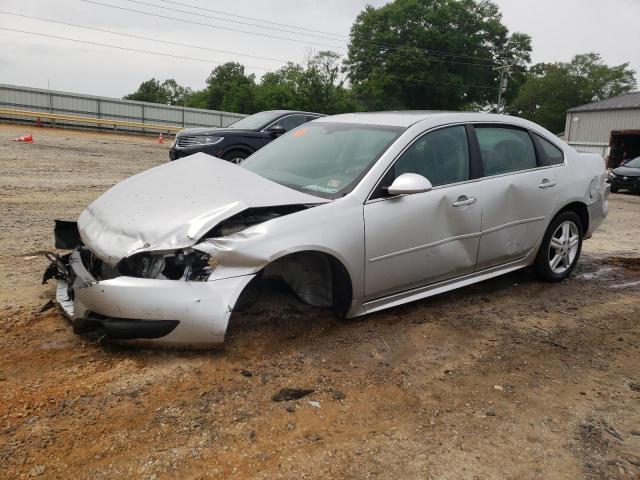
(264, 110, 326, 117)
(314, 111, 532, 128)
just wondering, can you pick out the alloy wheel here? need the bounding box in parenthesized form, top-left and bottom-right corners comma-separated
(548, 221, 580, 275)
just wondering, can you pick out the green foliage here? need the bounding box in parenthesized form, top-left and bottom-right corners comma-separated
(124, 78, 189, 105)
(205, 62, 257, 113)
(511, 53, 637, 133)
(254, 52, 358, 114)
(344, 0, 531, 111)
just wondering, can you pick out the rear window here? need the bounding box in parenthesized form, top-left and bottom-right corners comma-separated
(533, 133, 565, 166)
(476, 126, 537, 176)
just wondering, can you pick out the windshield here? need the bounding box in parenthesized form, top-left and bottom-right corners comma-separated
(625, 157, 640, 168)
(241, 122, 404, 198)
(228, 111, 284, 130)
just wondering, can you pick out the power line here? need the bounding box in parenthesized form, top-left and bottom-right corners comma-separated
(2, 27, 497, 92)
(151, 0, 348, 39)
(0, 27, 277, 71)
(78, 0, 347, 50)
(138, 0, 501, 65)
(121, 0, 345, 42)
(0, 11, 292, 65)
(2, 10, 495, 72)
(77, 0, 501, 68)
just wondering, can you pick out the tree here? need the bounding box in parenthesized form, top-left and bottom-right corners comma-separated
(511, 53, 637, 133)
(205, 62, 257, 113)
(124, 78, 190, 106)
(255, 52, 358, 114)
(124, 78, 170, 104)
(344, 0, 531, 111)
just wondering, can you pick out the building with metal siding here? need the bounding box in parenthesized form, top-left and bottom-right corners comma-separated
(565, 92, 640, 166)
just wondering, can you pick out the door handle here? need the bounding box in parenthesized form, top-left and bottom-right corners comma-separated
(452, 195, 477, 207)
(538, 179, 557, 189)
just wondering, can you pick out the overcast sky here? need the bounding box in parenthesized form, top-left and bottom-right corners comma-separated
(1, 0, 639, 98)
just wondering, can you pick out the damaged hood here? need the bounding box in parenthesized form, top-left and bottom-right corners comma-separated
(78, 153, 328, 265)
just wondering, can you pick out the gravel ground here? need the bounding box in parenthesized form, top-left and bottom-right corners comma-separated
(0, 123, 639, 480)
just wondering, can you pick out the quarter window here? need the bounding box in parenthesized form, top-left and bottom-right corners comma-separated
(475, 126, 537, 176)
(533, 133, 564, 166)
(392, 126, 470, 187)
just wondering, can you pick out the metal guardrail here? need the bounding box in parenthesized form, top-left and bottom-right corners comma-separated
(0, 83, 246, 133)
(0, 107, 183, 133)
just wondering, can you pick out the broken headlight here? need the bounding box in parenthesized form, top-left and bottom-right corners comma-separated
(119, 250, 216, 281)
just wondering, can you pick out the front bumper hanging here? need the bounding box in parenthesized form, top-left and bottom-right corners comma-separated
(44, 246, 254, 348)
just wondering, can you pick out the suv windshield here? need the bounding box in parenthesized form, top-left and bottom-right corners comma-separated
(241, 122, 404, 198)
(228, 111, 285, 130)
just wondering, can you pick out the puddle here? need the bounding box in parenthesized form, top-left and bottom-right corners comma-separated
(609, 280, 640, 289)
(576, 266, 613, 280)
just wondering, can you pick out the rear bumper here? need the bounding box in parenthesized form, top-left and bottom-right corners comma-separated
(52, 249, 254, 348)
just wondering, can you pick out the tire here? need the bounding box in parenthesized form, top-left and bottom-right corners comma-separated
(610, 185, 619, 193)
(533, 211, 583, 282)
(222, 150, 249, 164)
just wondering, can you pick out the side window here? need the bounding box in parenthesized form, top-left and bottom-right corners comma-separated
(276, 114, 309, 131)
(533, 133, 565, 166)
(393, 126, 470, 187)
(475, 126, 537, 176)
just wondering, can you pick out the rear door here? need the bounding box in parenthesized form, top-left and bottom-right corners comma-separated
(364, 125, 483, 299)
(473, 125, 561, 270)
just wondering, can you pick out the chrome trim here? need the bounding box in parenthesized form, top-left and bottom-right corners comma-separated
(368, 216, 545, 263)
(369, 231, 482, 263)
(365, 121, 567, 203)
(481, 216, 546, 235)
(261, 114, 317, 132)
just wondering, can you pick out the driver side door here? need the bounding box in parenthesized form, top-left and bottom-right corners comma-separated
(364, 125, 483, 299)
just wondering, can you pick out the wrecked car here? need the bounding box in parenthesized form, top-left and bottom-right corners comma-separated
(44, 112, 609, 347)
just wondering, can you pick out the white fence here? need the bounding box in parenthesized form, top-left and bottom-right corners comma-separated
(0, 83, 246, 133)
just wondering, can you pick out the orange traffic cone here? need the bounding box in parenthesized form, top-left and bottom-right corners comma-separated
(157, 133, 164, 144)
(13, 134, 33, 143)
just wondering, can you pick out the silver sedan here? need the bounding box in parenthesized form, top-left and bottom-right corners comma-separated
(45, 112, 609, 347)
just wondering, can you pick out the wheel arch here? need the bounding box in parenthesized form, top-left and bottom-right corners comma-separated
(221, 144, 254, 159)
(236, 249, 354, 317)
(555, 201, 589, 234)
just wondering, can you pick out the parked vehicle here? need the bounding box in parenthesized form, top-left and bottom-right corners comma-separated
(45, 112, 609, 347)
(609, 156, 640, 193)
(169, 110, 323, 162)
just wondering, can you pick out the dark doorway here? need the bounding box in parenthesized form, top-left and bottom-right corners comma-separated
(608, 130, 640, 168)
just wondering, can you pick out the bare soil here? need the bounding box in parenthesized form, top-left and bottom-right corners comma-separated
(1, 123, 639, 480)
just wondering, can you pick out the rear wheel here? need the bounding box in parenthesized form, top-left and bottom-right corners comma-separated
(610, 185, 619, 193)
(534, 211, 583, 282)
(222, 150, 249, 164)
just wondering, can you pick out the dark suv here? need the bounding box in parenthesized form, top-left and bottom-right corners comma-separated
(169, 110, 324, 162)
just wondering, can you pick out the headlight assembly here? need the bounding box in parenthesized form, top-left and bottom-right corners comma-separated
(196, 136, 224, 145)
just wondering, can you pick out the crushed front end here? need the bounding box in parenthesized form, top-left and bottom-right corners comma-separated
(43, 223, 254, 348)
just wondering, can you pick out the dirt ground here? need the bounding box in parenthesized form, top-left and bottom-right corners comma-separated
(1, 123, 639, 480)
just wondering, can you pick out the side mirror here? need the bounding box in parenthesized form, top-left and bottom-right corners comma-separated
(266, 124, 286, 137)
(386, 173, 433, 196)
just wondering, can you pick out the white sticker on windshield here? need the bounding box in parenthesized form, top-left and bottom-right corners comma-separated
(304, 185, 338, 193)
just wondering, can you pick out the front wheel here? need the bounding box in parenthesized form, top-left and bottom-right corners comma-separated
(222, 150, 249, 164)
(533, 211, 583, 282)
(610, 185, 619, 193)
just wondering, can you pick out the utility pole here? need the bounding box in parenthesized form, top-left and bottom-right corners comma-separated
(493, 65, 512, 114)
